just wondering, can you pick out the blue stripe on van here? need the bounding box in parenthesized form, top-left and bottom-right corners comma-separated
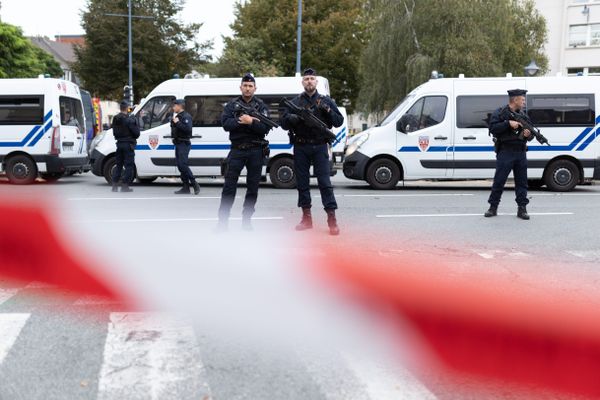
(398, 123, 600, 153)
(27, 119, 53, 147)
(0, 110, 52, 147)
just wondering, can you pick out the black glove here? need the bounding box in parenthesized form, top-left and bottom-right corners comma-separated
(318, 103, 331, 113)
(288, 114, 301, 127)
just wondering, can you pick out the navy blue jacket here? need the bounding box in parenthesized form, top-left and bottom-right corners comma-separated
(170, 111, 193, 143)
(279, 91, 343, 138)
(221, 96, 270, 146)
(489, 105, 533, 145)
(112, 112, 140, 143)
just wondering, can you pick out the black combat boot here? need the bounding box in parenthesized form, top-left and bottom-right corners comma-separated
(120, 183, 133, 193)
(326, 209, 340, 236)
(111, 183, 119, 192)
(174, 184, 191, 194)
(484, 205, 498, 218)
(517, 206, 530, 220)
(192, 181, 200, 195)
(213, 220, 228, 234)
(295, 208, 313, 231)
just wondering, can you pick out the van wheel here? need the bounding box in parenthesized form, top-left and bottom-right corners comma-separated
(40, 172, 64, 182)
(366, 159, 400, 190)
(103, 157, 116, 184)
(544, 159, 579, 192)
(137, 177, 157, 184)
(269, 157, 296, 189)
(5, 154, 38, 185)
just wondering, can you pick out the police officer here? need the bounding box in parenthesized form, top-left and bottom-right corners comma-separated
(280, 68, 344, 235)
(485, 89, 533, 220)
(111, 100, 140, 193)
(216, 73, 271, 232)
(171, 99, 200, 195)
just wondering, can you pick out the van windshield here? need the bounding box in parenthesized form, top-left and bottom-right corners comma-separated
(379, 94, 415, 126)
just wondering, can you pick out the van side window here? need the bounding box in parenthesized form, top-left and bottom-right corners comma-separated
(399, 96, 447, 133)
(256, 95, 296, 121)
(137, 96, 175, 131)
(0, 96, 44, 125)
(527, 95, 595, 126)
(59, 96, 84, 129)
(185, 96, 230, 127)
(456, 95, 506, 128)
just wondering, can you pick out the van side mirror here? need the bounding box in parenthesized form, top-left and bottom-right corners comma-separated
(396, 119, 406, 134)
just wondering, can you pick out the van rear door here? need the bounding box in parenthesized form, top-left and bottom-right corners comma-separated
(59, 96, 86, 157)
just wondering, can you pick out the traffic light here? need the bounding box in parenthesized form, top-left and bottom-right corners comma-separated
(123, 85, 133, 104)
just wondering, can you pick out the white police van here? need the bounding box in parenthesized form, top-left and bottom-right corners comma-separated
(0, 77, 88, 184)
(343, 75, 600, 191)
(90, 76, 349, 188)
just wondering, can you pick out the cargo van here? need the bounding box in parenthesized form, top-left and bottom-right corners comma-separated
(89, 76, 349, 188)
(343, 75, 600, 191)
(0, 77, 88, 184)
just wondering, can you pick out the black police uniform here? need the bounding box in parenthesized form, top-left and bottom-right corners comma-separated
(279, 70, 343, 234)
(486, 90, 534, 219)
(111, 110, 140, 191)
(170, 109, 199, 194)
(218, 93, 271, 228)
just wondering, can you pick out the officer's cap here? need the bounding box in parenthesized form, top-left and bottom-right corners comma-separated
(303, 68, 317, 77)
(119, 100, 129, 110)
(241, 73, 256, 83)
(173, 99, 185, 106)
(507, 89, 527, 98)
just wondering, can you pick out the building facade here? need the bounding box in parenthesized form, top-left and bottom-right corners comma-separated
(535, 0, 600, 76)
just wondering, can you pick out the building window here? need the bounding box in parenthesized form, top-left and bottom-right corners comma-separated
(567, 67, 600, 76)
(569, 24, 600, 47)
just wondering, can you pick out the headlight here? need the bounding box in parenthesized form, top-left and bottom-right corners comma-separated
(345, 133, 369, 157)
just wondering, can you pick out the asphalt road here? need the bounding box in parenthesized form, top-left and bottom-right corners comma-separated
(0, 172, 598, 399)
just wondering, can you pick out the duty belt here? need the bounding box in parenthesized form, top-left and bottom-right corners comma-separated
(232, 142, 262, 150)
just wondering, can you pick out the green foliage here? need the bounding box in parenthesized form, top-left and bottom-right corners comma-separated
(214, 0, 368, 113)
(0, 22, 63, 78)
(73, 0, 212, 100)
(359, 0, 549, 113)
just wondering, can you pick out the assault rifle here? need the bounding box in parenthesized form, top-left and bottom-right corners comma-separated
(281, 98, 337, 144)
(234, 101, 279, 130)
(509, 111, 550, 146)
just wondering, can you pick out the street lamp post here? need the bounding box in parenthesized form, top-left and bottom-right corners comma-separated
(524, 60, 540, 77)
(295, 0, 302, 76)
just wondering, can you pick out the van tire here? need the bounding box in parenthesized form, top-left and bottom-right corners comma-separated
(5, 154, 38, 185)
(544, 159, 579, 192)
(102, 156, 116, 184)
(269, 157, 296, 189)
(40, 172, 64, 182)
(366, 159, 400, 190)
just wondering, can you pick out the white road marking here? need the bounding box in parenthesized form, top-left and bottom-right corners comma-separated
(97, 312, 211, 400)
(474, 250, 531, 260)
(342, 353, 437, 400)
(530, 193, 600, 196)
(76, 216, 284, 223)
(376, 212, 574, 218)
(0, 314, 30, 364)
(0, 289, 20, 306)
(342, 194, 473, 198)
(566, 250, 600, 260)
(68, 196, 227, 201)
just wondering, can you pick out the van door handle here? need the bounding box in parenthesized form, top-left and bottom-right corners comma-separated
(434, 136, 448, 140)
(463, 136, 477, 140)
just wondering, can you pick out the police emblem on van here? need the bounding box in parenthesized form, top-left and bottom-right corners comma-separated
(418, 136, 430, 152)
(149, 135, 159, 150)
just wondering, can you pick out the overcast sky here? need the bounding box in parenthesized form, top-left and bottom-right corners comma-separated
(0, 0, 238, 57)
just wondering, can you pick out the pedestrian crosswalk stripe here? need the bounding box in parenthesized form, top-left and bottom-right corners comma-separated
(97, 312, 211, 400)
(0, 314, 30, 364)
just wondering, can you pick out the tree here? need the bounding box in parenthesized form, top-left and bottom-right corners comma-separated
(214, 0, 368, 113)
(73, 0, 212, 100)
(0, 22, 63, 78)
(358, 0, 548, 114)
